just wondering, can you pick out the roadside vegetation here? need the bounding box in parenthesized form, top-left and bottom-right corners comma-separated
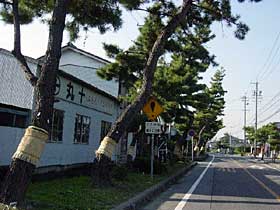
(214, 123, 280, 159)
(0, 0, 263, 208)
(26, 162, 187, 210)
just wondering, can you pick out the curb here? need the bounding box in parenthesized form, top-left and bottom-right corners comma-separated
(111, 162, 197, 210)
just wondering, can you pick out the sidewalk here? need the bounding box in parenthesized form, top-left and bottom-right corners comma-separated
(264, 158, 280, 170)
(248, 156, 280, 170)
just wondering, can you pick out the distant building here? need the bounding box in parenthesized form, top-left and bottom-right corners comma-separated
(0, 44, 130, 172)
(274, 122, 280, 131)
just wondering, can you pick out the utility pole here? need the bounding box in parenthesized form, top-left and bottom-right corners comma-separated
(241, 96, 249, 152)
(229, 133, 232, 154)
(251, 81, 262, 157)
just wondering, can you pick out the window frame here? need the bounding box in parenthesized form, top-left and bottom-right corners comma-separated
(74, 114, 91, 144)
(0, 105, 28, 128)
(49, 109, 64, 143)
(100, 120, 112, 142)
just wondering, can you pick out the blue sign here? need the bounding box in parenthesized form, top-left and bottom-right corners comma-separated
(188, 129, 195, 137)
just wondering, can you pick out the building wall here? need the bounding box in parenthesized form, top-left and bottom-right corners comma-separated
(0, 126, 24, 166)
(60, 49, 106, 68)
(0, 90, 119, 167)
(59, 49, 119, 97)
(0, 49, 37, 109)
(39, 99, 119, 167)
(0, 48, 121, 168)
(0, 72, 119, 167)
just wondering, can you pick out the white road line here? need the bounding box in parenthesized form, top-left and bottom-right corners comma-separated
(174, 155, 215, 210)
(264, 163, 280, 172)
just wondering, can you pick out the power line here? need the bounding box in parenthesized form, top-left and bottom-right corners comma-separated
(244, 31, 280, 104)
(261, 55, 280, 81)
(259, 97, 280, 117)
(257, 90, 280, 121)
(258, 44, 280, 81)
(256, 30, 280, 81)
(258, 107, 280, 124)
(259, 90, 280, 110)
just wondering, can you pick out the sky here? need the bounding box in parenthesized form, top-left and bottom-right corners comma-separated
(0, 0, 280, 140)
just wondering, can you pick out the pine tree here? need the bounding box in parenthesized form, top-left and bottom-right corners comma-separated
(95, 0, 261, 182)
(193, 68, 226, 150)
(0, 0, 143, 205)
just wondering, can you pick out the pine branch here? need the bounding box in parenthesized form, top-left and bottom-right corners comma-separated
(135, 7, 173, 17)
(192, 2, 237, 26)
(11, 0, 38, 86)
(106, 0, 194, 141)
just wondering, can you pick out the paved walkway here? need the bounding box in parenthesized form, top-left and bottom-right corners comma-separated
(248, 156, 280, 171)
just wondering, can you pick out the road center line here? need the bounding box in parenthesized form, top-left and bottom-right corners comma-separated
(233, 159, 280, 202)
(174, 155, 215, 210)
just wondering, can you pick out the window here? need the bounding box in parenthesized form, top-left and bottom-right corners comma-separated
(50, 109, 64, 142)
(74, 114, 91, 144)
(0, 112, 14, 127)
(100, 121, 112, 142)
(0, 111, 28, 128)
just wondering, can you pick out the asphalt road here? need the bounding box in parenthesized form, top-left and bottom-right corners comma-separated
(141, 154, 280, 210)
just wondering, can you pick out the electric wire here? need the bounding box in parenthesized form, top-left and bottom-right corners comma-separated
(258, 107, 280, 124)
(261, 55, 280, 81)
(259, 90, 280, 110)
(256, 30, 280, 81)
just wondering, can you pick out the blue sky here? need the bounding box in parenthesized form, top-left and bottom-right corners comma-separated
(0, 0, 279, 139)
(207, 0, 280, 139)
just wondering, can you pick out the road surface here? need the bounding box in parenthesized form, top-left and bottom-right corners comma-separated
(141, 154, 280, 210)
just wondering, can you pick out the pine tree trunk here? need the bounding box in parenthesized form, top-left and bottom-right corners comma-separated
(92, 0, 193, 186)
(0, 160, 34, 206)
(0, 0, 68, 206)
(92, 155, 114, 187)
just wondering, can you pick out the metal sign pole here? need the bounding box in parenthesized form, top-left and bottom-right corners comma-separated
(151, 134, 154, 179)
(191, 136, 194, 162)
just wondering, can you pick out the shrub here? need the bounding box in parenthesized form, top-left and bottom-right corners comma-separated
(111, 165, 128, 181)
(132, 157, 167, 175)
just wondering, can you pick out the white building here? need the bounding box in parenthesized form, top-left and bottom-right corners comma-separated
(0, 44, 128, 172)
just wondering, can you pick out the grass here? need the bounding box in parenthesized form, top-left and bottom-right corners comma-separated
(26, 162, 187, 210)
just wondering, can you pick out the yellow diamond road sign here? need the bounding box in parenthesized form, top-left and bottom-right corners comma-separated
(142, 97, 163, 121)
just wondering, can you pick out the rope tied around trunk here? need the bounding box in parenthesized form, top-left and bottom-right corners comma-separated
(12, 126, 48, 165)
(0, 202, 18, 209)
(96, 136, 117, 159)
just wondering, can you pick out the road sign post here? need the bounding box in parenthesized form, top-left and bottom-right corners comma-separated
(143, 97, 164, 179)
(151, 134, 154, 179)
(191, 136, 194, 161)
(145, 122, 162, 179)
(188, 129, 195, 162)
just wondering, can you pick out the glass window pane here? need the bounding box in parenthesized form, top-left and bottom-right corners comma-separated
(0, 112, 14, 127)
(100, 121, 112, 142)
(74, 114, 90, 144)
(15, 115, 27, 128)
(50, 109, 64, 142)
